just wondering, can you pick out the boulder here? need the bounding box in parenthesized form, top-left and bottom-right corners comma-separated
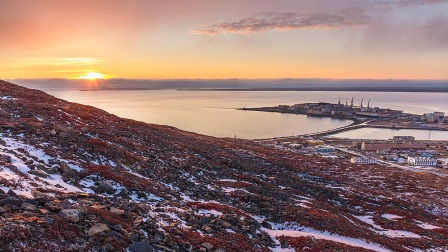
(129, 241, 155, 252)
(88, 223, 110, 236)
(201, 243, 214, 251)
(98, 181, 116, 194)
(6, 165, 21, 174)
(221, 221, 232, 228)
(39, 209, 50, 214)
(21, 202, 37, 211)
(32, 191, 47, 199)
(24, 199, 39, 206)
(0, 109, 10, 118)
(186, 217, 201, 227)
(110, 207, 125, 215)
(59, 162, 77, 178)
(29, 169, 50, 178)
(60, 209, 81, 223)
(46, 203, 62, 213)
(133, 216, 144, 227)
(60, 199, 73, 209)
(0, 197, 23, 207)
(0, 154, 11, 164)
(262, 221, 273, 230)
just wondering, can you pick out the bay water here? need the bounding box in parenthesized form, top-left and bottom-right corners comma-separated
(25, 86, 448, 140)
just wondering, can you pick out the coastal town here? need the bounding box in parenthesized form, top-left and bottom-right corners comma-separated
(264, 135, 448, 171)
(247, 99, 448, 172)
(243, 98, 447, 127)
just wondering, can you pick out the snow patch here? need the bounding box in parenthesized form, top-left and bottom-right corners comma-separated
(197, 209, 223, 216)
(381, 214, 403, 220)
(354, 215, 421, 238)
(263, 222, 392, 252)
(416, 221, 440, 230)
(0, 96, 15, 100)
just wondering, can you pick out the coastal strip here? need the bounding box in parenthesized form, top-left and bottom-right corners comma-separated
(243, 101, 448, 140)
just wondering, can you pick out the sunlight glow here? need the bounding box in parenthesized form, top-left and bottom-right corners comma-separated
(78, 72, 107, 80)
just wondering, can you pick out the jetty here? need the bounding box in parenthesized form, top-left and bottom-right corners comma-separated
(255, 121, 448, 142)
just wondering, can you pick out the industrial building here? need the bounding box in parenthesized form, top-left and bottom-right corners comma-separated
(351, 157, 377, 164)
(361, 141, 426, 151)
(316, 146, 336, 153)
(408, 157, 437, 166)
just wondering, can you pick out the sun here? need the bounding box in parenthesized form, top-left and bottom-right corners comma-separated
(78, 72, 107, 80)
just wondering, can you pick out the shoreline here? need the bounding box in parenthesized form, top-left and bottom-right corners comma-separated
(254, 125, 448, 141)
(179, 87, 448, 93)
(243, 102, 448, 141)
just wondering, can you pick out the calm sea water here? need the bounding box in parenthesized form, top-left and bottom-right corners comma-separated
(30, 87, 448, 140)
(332, 128, 448, 141)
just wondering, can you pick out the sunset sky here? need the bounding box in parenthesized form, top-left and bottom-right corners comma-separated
(1, 0, 448, 80)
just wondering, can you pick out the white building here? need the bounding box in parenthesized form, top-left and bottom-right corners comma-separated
(407, 157, 437, 166)
(351, 157, 377, 164)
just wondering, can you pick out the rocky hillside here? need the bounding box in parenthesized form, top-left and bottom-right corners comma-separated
(0, 80, 447, 252)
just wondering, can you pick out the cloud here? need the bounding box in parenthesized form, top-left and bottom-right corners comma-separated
(345, 0, 448, 52)
(398, 0, 448, 6)
(368, 0, 448, 10)
(13, 58, 103, 67)
(193, 9, 370, 35)
(358, 13, 448, 52)
(192, 0, 448, 35)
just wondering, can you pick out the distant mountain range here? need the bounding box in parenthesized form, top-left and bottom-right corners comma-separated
(9, 78, 448, 92)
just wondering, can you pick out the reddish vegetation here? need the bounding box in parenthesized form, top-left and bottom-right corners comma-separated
(186, 202, 251, 218)
(278, 236, 375, 252)
(167, 228, 270, 252)
(85, 165, 156, 193)
(86, 206, 131, 230)
(216, 180, 253, 188)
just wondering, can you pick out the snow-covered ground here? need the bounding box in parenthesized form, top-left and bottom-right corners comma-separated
(264, 222, 392, 252)
(0, 134, 84, 197)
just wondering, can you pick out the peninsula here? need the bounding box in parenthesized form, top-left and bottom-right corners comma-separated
(242, 100, 448, 139)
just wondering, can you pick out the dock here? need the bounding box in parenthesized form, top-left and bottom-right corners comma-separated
(255, 122, 448, 142)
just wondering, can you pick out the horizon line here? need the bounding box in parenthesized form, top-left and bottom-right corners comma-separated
(4, 77, 448, 82)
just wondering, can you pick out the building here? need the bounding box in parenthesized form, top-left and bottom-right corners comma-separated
(391, 136, 415, 141)
(354, 110, 380, 117)
(331, 108, 353, 118)
(361, 141, 426, 151)
(351, 157, 377, 164)
(408, 157, 437, 166)
(316, 146, 336, 153)
(426, 113, 437, 123)
(423, 112, 445, 123)
(351, 141, 362, 149)
(434, 112, 445, 122)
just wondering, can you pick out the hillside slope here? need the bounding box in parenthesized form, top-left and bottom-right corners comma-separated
(0, 80, 447, 252)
